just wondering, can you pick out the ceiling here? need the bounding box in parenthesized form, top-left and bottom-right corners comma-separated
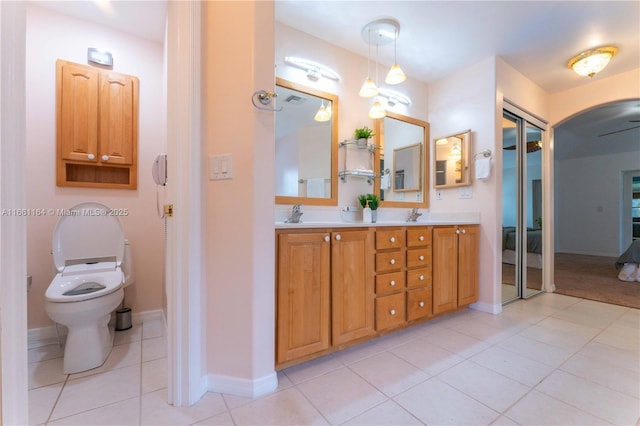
(30, 0, 639, 159)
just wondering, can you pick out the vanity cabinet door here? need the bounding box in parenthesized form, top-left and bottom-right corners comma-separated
(99, 71, 138, 166)
(331, 229, 375, 345)
(432, 227, 459, 315)
(458, 225, 479, 306)
(276, 232, 330, 364)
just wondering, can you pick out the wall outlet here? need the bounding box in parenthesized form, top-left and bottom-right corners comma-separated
(436, 190, 443, 200)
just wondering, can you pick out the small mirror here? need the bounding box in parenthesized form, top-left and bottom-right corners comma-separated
(433, 130, 471, 188)
(275, 78, 338, 205)
(374, 112, 429, 208)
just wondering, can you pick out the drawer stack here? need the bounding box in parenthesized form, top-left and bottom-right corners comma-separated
(374, 226, 433, 331)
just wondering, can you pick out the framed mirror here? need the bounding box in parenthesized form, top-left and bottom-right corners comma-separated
(374, 112, 429, 208)
(275, 77, 338, 205)
(433, 129, 471, 188)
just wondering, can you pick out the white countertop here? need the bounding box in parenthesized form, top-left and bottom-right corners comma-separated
(275, 212, 480, 229)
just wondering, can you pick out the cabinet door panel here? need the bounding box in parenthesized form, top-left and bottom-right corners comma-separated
(332, 230, 375, 345)
(433, 227, 458, 315)
(58, 61, 99, 163)
(277, 233, 330, 364)
(99, 72, 138, 165)
(458, 225, 479, 306)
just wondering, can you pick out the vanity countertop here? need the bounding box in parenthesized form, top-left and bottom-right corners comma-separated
(275, 214, 480, 229)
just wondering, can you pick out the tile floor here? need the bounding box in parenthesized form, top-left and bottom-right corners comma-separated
(29, 293, 640, 425)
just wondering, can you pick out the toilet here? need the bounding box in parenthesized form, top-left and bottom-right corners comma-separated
(45, 202, 135, 374)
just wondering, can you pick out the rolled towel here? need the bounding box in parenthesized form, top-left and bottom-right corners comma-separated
(617, 263, 637, 282)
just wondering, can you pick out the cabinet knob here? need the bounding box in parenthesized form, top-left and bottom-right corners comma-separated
(419, 255, 425, 261)
(419, 275, 424, 281)
(419, 235, 424, 241)
(389, 259, 396, 265)
(390, 236, 396, 243)
(390, 280, 396, 286)
(102, 155, 109, 161)
(87, 153, 95, 160)
(461, 229, 466, 234)
(324, 236, 330, 242)
(335, 234, 341, 241)
(390, 309, 396, 315)
(456, 229, 460, 234)
(419, 301, 425, 307)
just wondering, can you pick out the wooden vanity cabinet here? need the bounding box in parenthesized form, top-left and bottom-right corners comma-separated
(432, 225, 479, 315)
(374, 228, 406, 331)
(57, 59, 139, 189)
(405, 227, 433, 321)
(275, 228, 374, 366)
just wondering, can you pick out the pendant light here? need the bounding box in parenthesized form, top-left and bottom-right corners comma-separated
(385, 28, 406, 85)
(314, 100, 331, 122)
(359, 29, 378, 98)
(368, 43, 386, 119)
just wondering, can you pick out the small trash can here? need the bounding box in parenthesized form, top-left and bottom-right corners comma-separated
(115, 307, 132, 331)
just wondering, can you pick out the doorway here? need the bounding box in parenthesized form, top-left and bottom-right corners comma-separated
(501, 105, 546, 304)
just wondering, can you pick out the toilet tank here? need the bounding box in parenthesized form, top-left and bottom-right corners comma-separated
(122, 239, 136, 287)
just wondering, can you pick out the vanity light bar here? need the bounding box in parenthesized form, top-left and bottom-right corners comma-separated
(377, 88, 411, 106)
(284, 56, 342, 81)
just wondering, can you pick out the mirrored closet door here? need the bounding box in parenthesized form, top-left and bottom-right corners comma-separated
(502, 106, 545, 304)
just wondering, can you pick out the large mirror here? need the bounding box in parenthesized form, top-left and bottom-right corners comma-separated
(275, 77, 338, 205)
(433, 129, 471, 188)
(374, 112, 429, 208)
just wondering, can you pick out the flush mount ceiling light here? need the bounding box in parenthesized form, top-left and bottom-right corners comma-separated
(377, 88, 411, 107)
(567, 46, 618, 78)
(284, 57, 341, 81)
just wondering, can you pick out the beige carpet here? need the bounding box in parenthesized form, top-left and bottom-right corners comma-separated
(554, 253, 640, 309)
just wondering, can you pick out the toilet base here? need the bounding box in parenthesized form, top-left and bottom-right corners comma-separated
(62, 313, 115, 374)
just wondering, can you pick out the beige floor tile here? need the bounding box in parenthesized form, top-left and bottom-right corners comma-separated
(28, 383, 63, 425)
(394, 377, 499, 425)
(490, 415, 521, 425)
(536, 369, 640, 425)
(28, 357, 67, 390)
(342, 400, 422, 425)
(471, 346, 555, 387)
(283, 353, 343, 384)
(594, 322, 640, 352)
(142, 357, 167, 394)
(334, 340, 386, 366)
(229, 387, 328, 425)
(517, 323, 593, 351)
(28, 343, 64, 364)
(192, 410, 236, 425)
(578, 341, 640, 373)
(561, 352, 640, 398)
(616, 308, 640, 329)
(142, 336, 167, 362)
(70, 340, 142, 380)
(564, 298, 629, 321)
(222, 371, 292, 410)
(142, 318, 165, 340)
(297, 367, 387, 424)
(48, 397, 140, 425)
(50, 365, 140, 420)
(114, 323, 143, 346)
(390, 337, 463, 375)
(497, 333, 574, 368)
(536, 316, 601, 340)
(450, 318, 518, 345)
(437, 360, 530, 412)
(141, 389, 227, 426)
(505, 390, 607, 425)
(348, 352, 429, 397)
(423, 328, 490, 358)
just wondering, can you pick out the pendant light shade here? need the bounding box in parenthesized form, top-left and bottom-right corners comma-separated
(314, 101, 331, 122)
(359, 77, 378, 98)
(368, 98, 386, 119)
(385, 63, 406, 85)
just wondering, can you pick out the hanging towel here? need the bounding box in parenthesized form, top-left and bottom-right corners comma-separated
(380, 174, 391, 190)
(475, 157, 491, 180)
(306, 178, 325, 197)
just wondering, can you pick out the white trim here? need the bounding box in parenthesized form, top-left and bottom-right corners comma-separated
(0, 2, 28, 424)
(165, 0, 205, 406)
(470, 301, 502, 314)
(207, 372, 278, 398)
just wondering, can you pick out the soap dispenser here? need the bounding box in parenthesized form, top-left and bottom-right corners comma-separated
(363, 200, 372, 223)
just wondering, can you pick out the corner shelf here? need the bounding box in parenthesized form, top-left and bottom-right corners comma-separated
(339, 139, 379, 184)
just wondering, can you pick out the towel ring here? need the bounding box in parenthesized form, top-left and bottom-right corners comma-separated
(251, 90, 282, 112)
(474, 149, 492, 159)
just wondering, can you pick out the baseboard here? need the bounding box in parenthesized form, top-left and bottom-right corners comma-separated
(28, 309, 165, 349)
(207, 371, 278, 398)
(470, 301, 502, 314)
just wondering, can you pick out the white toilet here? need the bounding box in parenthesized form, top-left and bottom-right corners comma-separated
(45, 202, 135, 374)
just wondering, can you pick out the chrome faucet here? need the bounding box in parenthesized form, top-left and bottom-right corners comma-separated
(407, 207, 422, 222)
(285, 204, 303, 223)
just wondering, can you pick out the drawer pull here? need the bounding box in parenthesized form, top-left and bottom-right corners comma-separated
(456, 229, 460, 234)
(419, 275, 424, 281)
(390, 236, 396, 243)
(419, 235, 424, 241)
(324, 236, 330, 242)
(102, 155, 110, 161)
(390, 309, 396, 315)
(335, 234, 341, 241)
(419, 301, 425, 307)
(419, 255, 424, 261)
(389, 259, 396, 265)
(87, 153, 95, 160)
(461, 229, 467, 234)
(390, 280, 396, 286)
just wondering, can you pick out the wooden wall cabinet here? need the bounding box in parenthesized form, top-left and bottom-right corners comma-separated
(276, 229, 374, 366)
(432, 225, 479, 315)
(56, 59, 139, 189)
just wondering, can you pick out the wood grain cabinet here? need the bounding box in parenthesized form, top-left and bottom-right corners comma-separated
(374, 229, 406, 331)
(275, 229, 374, 366)
(406, 227, 433, 322)
(432, 225, 479, 315)
(56, 59, 139, 189)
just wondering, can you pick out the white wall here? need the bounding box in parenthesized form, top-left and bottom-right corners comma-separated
(25, 6, 166, 329)
(556, 150, 640, 257)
